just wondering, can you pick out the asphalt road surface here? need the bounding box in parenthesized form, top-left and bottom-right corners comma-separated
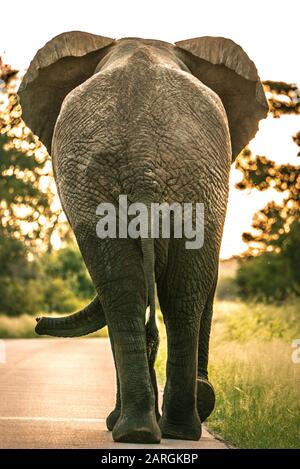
(0, 338, 227, 449)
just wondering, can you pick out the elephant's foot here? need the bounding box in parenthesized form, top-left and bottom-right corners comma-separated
(106, 406, 161, 431)
(112, 412, 161, 444)
(159, 413, 201, 441)
(197, 376, 216, 422)
(106, 406, 120, 431)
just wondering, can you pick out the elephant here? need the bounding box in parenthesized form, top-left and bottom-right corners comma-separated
(18, 31, 268, 443)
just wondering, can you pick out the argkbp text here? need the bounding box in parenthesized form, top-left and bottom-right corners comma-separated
(100, 452, 199, 465)
(96, 195, 204, 250)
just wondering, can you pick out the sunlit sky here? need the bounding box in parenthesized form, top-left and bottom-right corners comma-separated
(1, 0, 299, 258)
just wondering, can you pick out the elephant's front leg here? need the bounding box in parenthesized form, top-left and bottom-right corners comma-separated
(107, 314, 160, 443)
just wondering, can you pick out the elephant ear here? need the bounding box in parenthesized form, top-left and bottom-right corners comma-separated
(18, 31, 115, 153)
(175, 37, 268, 159)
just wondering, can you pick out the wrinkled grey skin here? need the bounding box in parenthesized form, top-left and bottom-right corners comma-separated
(54, 39, 229, 442)
(20, 35, 267, 443)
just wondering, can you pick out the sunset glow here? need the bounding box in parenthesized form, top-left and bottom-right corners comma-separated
(1, 0, 299, 258)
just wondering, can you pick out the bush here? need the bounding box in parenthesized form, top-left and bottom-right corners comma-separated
(0, 237, 94, 316)
(41, 277, 83, 313)
(0, 278, 43, 316)
(0, 236, 42, 315)
(236, 252, 299, 302)
(42, 246, 94, 299)
(216, 276, 239, 301)
(212, 300, 300, 342)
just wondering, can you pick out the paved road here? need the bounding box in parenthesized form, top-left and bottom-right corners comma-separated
(0, 338, 227, 449)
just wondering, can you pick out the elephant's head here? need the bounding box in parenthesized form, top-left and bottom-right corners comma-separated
(19, 31, 268, 161)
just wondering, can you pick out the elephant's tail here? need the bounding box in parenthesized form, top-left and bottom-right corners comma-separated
(35, 296, 105, 337)
(35, 201, 159, 362)
(141, 231, 159, 371)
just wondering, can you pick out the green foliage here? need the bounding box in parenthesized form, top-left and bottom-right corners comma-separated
(0, 235, 42, 315)
(236, 81, 300, 255)
(0, 60, 52, 246)
(236, 252, 299, 302)
(1, 57, 72, 253)
(235, 81, 300, 300)
(216, 276, 239, 301)
(40, 277, 81, 313)
(0, 278, 42, 316)
(236, 150, 300, 255)
(0, 237, 94, 316)
(236, 221, 300, 302)
(0, 131, 50, 243)
(0, 58, 79, 316)
(282, 220, 300, 280)
(212, 300, 300, 342)
(42, 246, 95, 299)
(37, 245, 95, 313)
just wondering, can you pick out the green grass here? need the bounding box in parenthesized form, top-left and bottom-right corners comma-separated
(0, 313, 108, 338)
(213, 300, 300, 342)
(155, 300, 300, 448)
(208, 339, 300, 448)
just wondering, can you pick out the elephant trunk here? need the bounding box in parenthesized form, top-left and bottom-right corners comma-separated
(35, 296, 105, 337)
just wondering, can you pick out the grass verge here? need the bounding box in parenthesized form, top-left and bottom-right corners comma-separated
(155, 300, 300, 448)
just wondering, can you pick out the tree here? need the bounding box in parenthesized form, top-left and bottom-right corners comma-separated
(236, 81, 300, 255)
(264, 80, 300, 118)
(0, 59, 74, 315)
(41, 245, 95, 300)
(235, 81, 300, 300)
(0, 58, 70, 251)
(0, 235, 43, 315)
(235, 150, 300, 256)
